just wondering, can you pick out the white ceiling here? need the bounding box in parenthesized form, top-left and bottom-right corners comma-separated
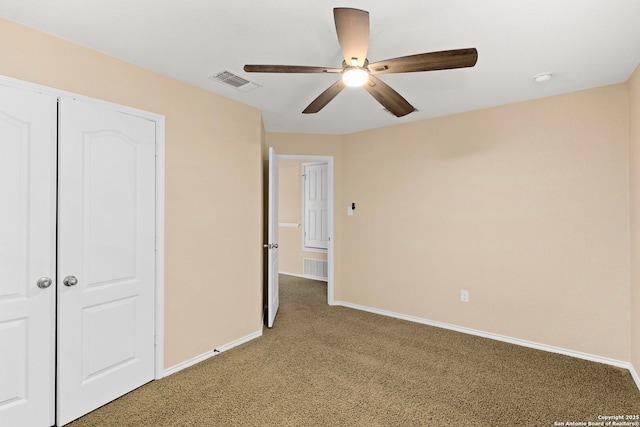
(1, 0, 639, 135)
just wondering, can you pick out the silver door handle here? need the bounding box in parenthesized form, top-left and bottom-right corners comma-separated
(37, 277, 52, 289)
(63, 275, 78, 287)
(263, 243, 279, 249)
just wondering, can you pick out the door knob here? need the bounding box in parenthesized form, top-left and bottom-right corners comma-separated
(37, 277, 52, 289)
(63, 275, 78, 287)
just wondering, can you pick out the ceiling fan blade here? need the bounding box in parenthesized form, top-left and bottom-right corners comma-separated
(334, 8, 370, 67)
(363, 76, 416, 117)
(244, 65, 343, 73)
(302, 80, 346, 114)
(368, 48, 478, 74)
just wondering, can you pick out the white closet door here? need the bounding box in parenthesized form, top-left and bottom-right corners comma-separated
(57, 98, 156, 425)
(0, 86, 57, 427)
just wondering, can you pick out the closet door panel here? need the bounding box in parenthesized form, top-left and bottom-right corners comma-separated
(0, 85, 57, 427)
(57, 98, 156, 426)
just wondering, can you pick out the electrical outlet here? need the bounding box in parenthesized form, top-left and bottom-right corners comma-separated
(460, 290, 469, 303)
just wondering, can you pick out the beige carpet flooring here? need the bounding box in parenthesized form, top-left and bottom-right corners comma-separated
(68, 274, 640, 426)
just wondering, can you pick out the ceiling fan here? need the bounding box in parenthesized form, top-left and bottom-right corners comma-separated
(244, 8, 478, 117)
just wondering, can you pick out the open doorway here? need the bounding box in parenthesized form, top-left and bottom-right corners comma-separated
(275, 154, 335, 305)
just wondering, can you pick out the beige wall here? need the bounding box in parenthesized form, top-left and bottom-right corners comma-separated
(267, 86, 632, 362)
(630, 64, 640, 372)
(279, 161, 327, 276)
(341, 85, 631, 360)
(0, 18, 264, 368)
(2, 15, 637, 373)
(265, 133, 343, 299)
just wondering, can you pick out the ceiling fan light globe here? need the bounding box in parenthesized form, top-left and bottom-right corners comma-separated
(342, 68, 369, 87)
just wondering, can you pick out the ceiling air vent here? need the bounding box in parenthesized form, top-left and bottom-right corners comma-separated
(209, 70, 259, 92)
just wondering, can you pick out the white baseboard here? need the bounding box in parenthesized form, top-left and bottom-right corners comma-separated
(630, 364, 640, 391)
(279, 271, 328, 282)
(335, 301, 636, 379)
(163, 329, 262, 377)
(279, 271, 305, 279)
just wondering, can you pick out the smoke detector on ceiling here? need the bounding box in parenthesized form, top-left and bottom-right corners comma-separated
(533, 72, 553, 84)
(209, 70, 260, 92)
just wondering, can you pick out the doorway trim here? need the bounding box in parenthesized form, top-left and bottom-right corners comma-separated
(0, 74, 166, 380)
(276, 154, 335, 304)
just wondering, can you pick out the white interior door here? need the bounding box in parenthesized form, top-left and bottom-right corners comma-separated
(0, 85, 57, 427)
(57, 98, 156, 425)
(267, 147, 280, 328)
(303, 162, 329, 250)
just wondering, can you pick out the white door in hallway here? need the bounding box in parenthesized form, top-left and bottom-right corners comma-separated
(0, 85, 57, 427)
(57, 98, 156, 425)
(267, 147, 280, 328)
(303, 162, 329, 250)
